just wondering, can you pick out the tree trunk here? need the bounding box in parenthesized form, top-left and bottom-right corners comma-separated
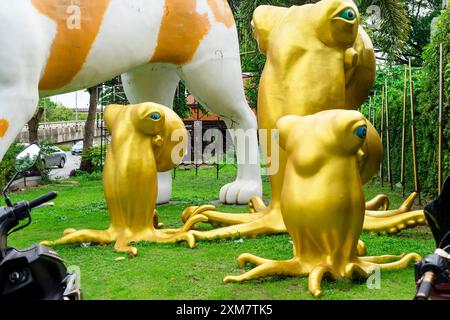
(28, 106, 45, 143)
(79, 86, 100, 172)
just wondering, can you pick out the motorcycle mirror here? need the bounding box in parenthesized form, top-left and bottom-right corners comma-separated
(14, 144, 41, 173)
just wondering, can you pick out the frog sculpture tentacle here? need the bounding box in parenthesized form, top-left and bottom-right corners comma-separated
(42, 103, 207, 256)
(183, 0, 426, 240)
(223, 110, 421, 298)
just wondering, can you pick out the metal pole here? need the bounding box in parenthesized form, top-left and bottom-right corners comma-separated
(401, 64, 408, 197)
(438, 43, 444, 194)
(385, 79, 393, 191)
(380, 85, 385, 186)
(99, 86, 104, 172)
(409, 58, 421, 204)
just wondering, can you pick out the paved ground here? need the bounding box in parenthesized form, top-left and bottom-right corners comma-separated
(49, 151, 80, 180)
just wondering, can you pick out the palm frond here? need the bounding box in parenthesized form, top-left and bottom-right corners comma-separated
(233, 0, 410, 62)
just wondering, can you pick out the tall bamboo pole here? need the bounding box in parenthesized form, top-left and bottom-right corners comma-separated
(409, 58, 420, 204)
(373, 91, 377, 129)
(401, 64, 408, 197)
(385, 79, 393, 191)
(368, 96, 372, 123)
(380, 85, 385, 186)
(438, 43, 444, 194)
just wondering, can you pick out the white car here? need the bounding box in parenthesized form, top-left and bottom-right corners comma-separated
(71, 141, 83, 155)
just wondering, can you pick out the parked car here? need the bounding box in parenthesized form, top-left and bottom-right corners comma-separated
(71, 141, 83, 155)
(41, 145, 66, 168)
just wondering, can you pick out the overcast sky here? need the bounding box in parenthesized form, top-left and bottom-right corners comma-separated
(50, 91, 91, 109)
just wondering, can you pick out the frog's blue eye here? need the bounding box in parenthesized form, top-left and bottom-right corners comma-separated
(149, 112, 161, 120)
(355, 125, 367, 139)
(338, 8, 357, 21)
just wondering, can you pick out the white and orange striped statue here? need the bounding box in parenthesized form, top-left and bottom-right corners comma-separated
(0, 0, 262, 204)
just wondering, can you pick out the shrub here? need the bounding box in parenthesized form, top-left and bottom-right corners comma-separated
(80, 146, 107, 173)
(0, 142, 26, 187)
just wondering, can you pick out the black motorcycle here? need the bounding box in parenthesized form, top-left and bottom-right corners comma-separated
(0, 143, 81, 300)
(414, 175, 450, 300)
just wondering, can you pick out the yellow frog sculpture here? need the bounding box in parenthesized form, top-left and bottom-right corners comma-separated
(224, 110, 421, 298)
(184, 0, 425, 240)
(42, 103, 206, 256)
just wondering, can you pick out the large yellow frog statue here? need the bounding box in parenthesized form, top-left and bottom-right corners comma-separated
(42, 103, 206, 256)
(183, 0, 425, 240)
(224, 110, 421, 297)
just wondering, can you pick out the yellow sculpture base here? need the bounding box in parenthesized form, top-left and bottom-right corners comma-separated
(183, 192, 427, 241)
(224, 252, 421, 298)
(41, 214, 206, 256)
(220, 110, 423, 298)
(42, 103, 207, 256)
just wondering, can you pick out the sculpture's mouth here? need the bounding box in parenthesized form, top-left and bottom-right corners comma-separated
(344, 47, 359, 85)
(356, 148, 365, 170)
(154, 126, 188, 173)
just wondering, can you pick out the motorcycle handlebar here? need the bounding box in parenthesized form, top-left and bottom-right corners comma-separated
(12, 192, 58, 221)
(28, 192, 58, 209)
(414, 271, 436, 300)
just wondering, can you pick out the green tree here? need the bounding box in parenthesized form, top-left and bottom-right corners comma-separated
(416, 6, 449, 195)
(232, 0, 413, 108)
(401, 0, 442, 66)
(38, 97, 76, 122)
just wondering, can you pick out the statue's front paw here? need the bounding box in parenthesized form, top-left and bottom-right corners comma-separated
(219, 179, 262, 204)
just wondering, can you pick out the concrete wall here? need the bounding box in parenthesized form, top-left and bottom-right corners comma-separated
(17, 121, 104, 144)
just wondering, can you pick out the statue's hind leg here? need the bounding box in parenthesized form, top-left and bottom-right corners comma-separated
(365, 194, 389, 210)
(224, 257, 304, 283)
(182, 192, 412, 236)
(364, 193, 426, 233)
(178, 51, 262, 205)
(182, 205, 265, 227)
(41, 229, 113, 247)
(143, 229, 197, 248)
(189, 210, 286, 240)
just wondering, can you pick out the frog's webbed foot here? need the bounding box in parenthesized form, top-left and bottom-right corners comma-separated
(308, 264, 336, 298)
(358, 254, 406, 263)
(114, 234, 138, 257)
(357, 240, 367, 256)
(224, 256, 303, 283)
(144, 229, 197, 249)
(309, 253, 420, 298)
(342, 253, 421, 281)
(42, 222, 198, 257)
(248, 196, 267, 213)
(190, 209, 286, 240)
(153, 210, 164, 229)
(365, 194, 389, 210)
(182, 205, 216, 223)
(363, 192, 426, 234)
(365, 192, 417, 218)
(363, 210, 426, 234)
(182, 204, 263, 228)
(164, 214, 208, 234)
(363, 253, 422, 270)
(41, 229, 113, 247)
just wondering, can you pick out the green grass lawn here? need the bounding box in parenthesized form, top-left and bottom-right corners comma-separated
(7, 166, 434, 300)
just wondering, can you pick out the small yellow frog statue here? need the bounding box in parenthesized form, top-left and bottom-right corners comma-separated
(42, 103, 206, 256)
(183, 0, 425, 240)
(224, 110, 421, 298)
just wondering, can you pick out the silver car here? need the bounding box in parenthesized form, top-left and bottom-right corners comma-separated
(42, 146, 66, 168)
